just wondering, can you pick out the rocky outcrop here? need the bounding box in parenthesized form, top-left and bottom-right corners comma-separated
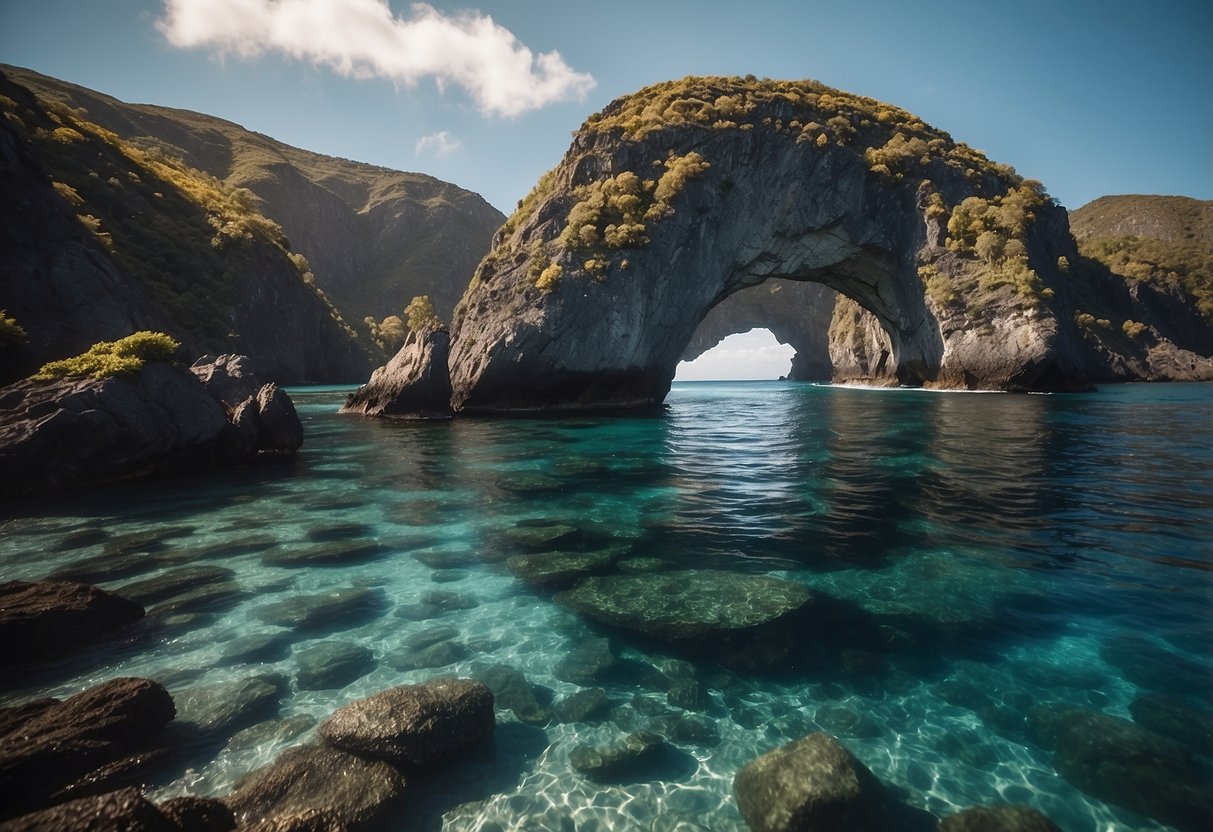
(317, 677, 495, 766)
(0, 678, 175, 820)
(340, 329, 453, 419)
(0, 581, 144, 668)
(448, 76, 1104, 412)
(192, 355, 303, 456)
(0, 355, 301, 497)
(937, 805, 1062, 832)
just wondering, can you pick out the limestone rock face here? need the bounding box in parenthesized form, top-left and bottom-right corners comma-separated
(317, 677, 494, 766)
(449, 77, 1095, 412)
(0, 580, 144, 667)
(341, 329, 453, 419)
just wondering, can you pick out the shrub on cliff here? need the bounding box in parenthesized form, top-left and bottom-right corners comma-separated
(33, 332, 180, 380)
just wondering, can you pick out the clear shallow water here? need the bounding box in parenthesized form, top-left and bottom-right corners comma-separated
(2, 381, 1211, 831)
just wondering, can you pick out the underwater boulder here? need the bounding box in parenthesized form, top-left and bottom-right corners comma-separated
(938, 804, 1061, 832)
(318, 677, 494, 767)
(0, 580, 144, 668)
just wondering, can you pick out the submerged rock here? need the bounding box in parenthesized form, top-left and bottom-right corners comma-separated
(473, 665, 552, 726)
(0, 580, 144, 667)
(173, 674, 286, 739)
(252, 587, 384, 633)
(0, 677, 175, 819)
(114, 566, 235, 608)
(732, 732, 919, 832)
(318, 677, 495, 767)
(217, 632, 294, 666)
(553, 687, 611, 724)
(568, 731, 669, 784)
(554, 570, 813, 669)
(553, 637, 618, 685)
(224, 744, 406, 830)
(341, 328, 452, 419)
(506, 549, 615, 588)
(938, 805, 1062, 832)
(295, 642, 375, 690)
(1027, 704, 1212, 832)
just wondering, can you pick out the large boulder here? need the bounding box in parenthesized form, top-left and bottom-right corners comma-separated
(0, 787, 196, 832)
(0, 580, 143, 667)
(732, 732, 911, 832)
(191, 355, 303, 456)
(0, 354, 303, 496)
(223, 743, 405, 831)
(341, 328, 453, 419)
(0, 678, 175, 819)
(317, 677, 494, 767)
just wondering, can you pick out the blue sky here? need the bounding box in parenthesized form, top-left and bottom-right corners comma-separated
(2, 0, 1210, 218)
(2, 1, 1209, 378)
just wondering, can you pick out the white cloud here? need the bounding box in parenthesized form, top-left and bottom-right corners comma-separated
(415, 130, 461, 156)
(676, 329, 795, 381)
(157, 0, 596, 117)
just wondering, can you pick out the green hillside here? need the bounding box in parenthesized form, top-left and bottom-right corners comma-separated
(4, 65, 505, 328)
(1071, 196, 1213, 321)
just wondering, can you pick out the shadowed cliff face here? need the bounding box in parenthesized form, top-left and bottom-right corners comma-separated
(449, 77, 1090, 413)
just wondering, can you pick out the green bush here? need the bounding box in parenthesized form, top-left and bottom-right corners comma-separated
(0, 310, 26, 346)
(404, 295, 444, 333)
(33, 331, 180, 379)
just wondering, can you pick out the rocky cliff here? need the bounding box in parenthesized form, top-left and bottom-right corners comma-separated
(5, 65, 505, 326)
(448, 76, 1097, 412)
(0, 70, 374, 385)
(447, 78, 1212, 411)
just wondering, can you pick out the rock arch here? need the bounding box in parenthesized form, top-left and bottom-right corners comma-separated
(448, 77, 1088, 413)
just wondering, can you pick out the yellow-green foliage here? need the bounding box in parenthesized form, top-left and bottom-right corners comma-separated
(404, 294, 444, 333)
(535, 262, 563, 292)
(1074, 312, 1111, 332)
(1079, 234, 1213, 322)
(499, 168, 556, 239)
(560, 153, 708, 254)
(583, 76, 1021, 191)
(33, 332, 180, 380)
(52, 180, 84, 207)
(945, 184, 1050, 303)
(0, 310, 27, 346)
(918, 265, 959, 307)
(1122, 319, 1148, 339)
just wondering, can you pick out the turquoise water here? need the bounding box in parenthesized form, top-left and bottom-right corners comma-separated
(3, 381, 1211, 830)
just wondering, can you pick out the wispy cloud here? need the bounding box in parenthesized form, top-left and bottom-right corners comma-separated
(157, 0, 596, 117)
(415, 130, 461, 156)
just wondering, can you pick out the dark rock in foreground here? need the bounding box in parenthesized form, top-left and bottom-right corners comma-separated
(0, 678, 175, 819)
(0, 786, 232, 832)
(341, 329, 453, 419)
(318, 677, 494, 767)
(732, 732, 934, 832)
(938, 805, 1062, 832)
(0, 580, 144, 667)
(224, 744, 406, 831)
(0, 354, 302, 497)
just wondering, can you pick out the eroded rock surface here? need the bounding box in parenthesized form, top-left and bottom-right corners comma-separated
(317, 677, 494, 767)
(341, 328, 453, 419)
(448, 77, 1098, 412)
(0, 580, 143, 667)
